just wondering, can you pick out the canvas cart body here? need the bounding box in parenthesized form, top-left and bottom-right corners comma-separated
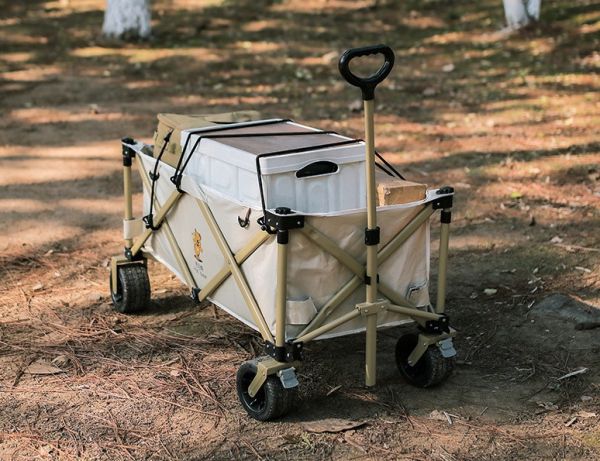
(110, 45, 457, 420)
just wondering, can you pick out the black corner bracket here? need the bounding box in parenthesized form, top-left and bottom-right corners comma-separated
(432, 192, 453, 210)
(264, 208, 304, 231)
(421, 314, 451, 334)
(121, 137, 136, 166)
(264, 341, 304, 362)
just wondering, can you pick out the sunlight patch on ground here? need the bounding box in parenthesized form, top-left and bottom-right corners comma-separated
(233, 41, 282, 53)
(0, 199, 49, 214)
(400, 12, 446, 29)
(1, 66, 61, 82)
(0, 221, 82, 250)
(7, 107, 138, 125)
(242, 19, 283, 33)
(70, 47, 221, 63)
(0, 52, 35, 63)
(272, 0, 374, 13)
(447, 233, 521, 251)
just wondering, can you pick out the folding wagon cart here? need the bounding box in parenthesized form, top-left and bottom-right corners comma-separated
(110, 45, 457, 420)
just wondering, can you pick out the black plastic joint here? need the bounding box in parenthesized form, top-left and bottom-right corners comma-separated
(264, 341, 303, 362)
(365, 227, 380, 246)
(122, 137, 136, 166)
(123, 247, 145, 262)
(422, 314, 450, 334)
(441, 210, 452, 224)
(190, 288, 200, 302)
(149, 171, 159, 181)
(277, 229, 289, 244)
(437, 185, 454, 195)
(432, 194, 453, 210)
(364, 273, 380, 285)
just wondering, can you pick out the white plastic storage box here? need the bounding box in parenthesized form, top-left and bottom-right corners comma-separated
(180, 119, 367, 213)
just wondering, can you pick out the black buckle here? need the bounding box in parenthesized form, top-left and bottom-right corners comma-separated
(238, 208, 251, 228)
(142, 214, 162, 231)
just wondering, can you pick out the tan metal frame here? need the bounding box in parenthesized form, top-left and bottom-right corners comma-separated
(116, 137, 453, 393)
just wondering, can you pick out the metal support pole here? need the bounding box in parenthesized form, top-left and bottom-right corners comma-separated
(364, 99, 378, 387)
(123, 161, 134, 250)
(275, 230, 289, 347)
(294, 309, 362, 344)
(436, 209, 451, 314)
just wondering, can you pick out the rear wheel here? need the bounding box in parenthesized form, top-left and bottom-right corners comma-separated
(236, 360, 297, 421)
(395, 333, 454, 388)
(110, 264, 150, 314)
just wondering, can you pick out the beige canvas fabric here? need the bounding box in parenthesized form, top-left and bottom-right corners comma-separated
(153, 111, 262, 168)
(137, 152, 435, 340)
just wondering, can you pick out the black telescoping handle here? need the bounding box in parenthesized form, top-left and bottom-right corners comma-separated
(338, 44, 395, 101)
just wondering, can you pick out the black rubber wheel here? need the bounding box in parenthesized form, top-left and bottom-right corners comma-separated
(236, 360, 297, 421)
(395, 333, 455, 388)
(110, 264, 150, 314)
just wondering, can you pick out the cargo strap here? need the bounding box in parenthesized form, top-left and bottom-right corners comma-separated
(143, 130, 173, 231)
(170, 119, 291, 190)
(167, 119, 406, 199)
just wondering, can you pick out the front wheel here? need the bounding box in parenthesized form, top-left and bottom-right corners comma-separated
(395, 333, 454, 388)
(110, 264, 150, 314)
(236, 360, 297, 421)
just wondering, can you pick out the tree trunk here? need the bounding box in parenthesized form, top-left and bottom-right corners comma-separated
(102, 0, 151, 39)
(502, 0, 541, 30)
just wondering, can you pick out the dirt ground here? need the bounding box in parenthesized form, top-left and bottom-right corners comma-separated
(1, 0, 599, 459)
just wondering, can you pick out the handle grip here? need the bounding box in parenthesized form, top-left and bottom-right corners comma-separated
(338, 44, 395, 100)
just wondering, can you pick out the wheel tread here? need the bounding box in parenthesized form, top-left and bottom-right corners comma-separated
(111, 264, 150, 313)
(395, 332, 455, 388)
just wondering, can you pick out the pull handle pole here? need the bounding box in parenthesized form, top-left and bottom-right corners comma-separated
(339, 44, 395, 387)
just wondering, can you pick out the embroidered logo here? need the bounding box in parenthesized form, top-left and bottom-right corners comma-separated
(192, 229, 203, 262)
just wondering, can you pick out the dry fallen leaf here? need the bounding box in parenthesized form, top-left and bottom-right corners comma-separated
(302, 418, 366, 434)
(25, 361, 64, 375)
(51, 355, 69, 368)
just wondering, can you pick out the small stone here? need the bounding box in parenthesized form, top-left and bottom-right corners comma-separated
(483, 288, 497, 296)
(442, 63, 455, 72)
(32, 283, 44, 292)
